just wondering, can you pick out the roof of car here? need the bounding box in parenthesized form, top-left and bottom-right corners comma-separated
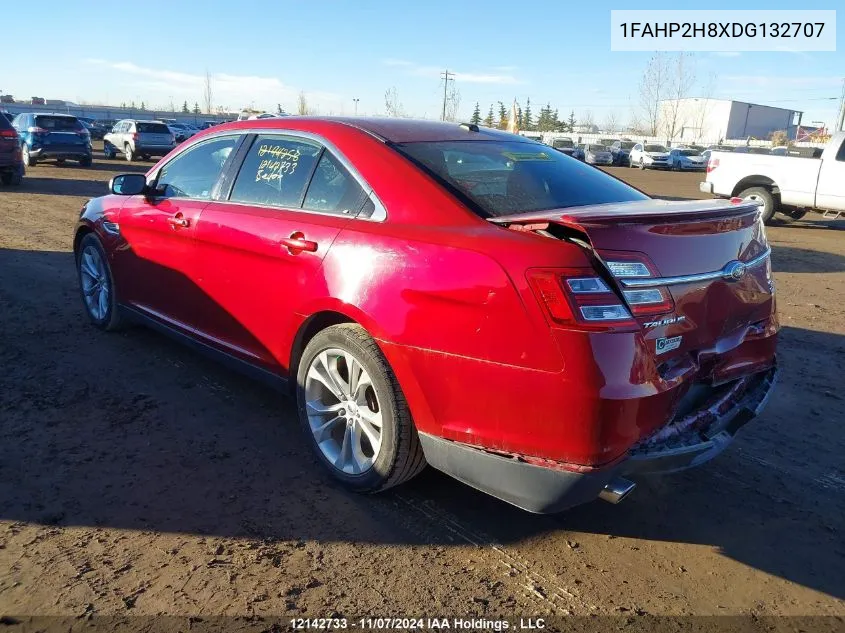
(212, 116, 535, 144)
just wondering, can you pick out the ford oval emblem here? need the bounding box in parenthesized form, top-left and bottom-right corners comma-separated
(723, 261, 747, 282)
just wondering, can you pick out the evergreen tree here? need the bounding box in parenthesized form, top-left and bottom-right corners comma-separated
(523, 98, 533, 131)
(140, 101, 146, 111)
(470, 102, 482, 125)
(130, 101, 136, 109)
(567, 110, 576, 132)
(193, 102, 201, 114)
(484, 105, 495, 127)
(181, 101, 189, 113)
(497, 102, 507, 129)
(517, 105, 523, 129)
(552, 109, 560, 131)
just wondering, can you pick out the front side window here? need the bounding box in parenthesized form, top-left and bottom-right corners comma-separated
(155, 135, 238, 199)
(229, 135, 321, 208)
(396, 140, 647, 218)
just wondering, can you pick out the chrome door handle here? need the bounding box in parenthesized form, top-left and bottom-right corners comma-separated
(167, 214, 190, 228)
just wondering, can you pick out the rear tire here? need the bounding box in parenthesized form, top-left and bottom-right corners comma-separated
(56, 158, 66, 165)
(125, 144, 135, 162)
(1, 171, 22, 186)
(296, 324, 426, 493)
(738, 186, 777, 224)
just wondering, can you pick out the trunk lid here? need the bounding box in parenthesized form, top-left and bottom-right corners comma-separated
(491, 199, 775, 367)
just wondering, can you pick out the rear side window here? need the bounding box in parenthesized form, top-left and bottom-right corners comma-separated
(303, 152, 367, 215)
(229, 135, 321, 208)
(396, 140, 647, 218)
(137, 122, 170, 134)
(155, 136, 238, 199)
(35, 115, 81, 131)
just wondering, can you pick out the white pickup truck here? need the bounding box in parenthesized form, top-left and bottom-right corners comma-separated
(700, 132, 845, 224)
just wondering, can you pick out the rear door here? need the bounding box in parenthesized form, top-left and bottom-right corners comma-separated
(815, 137, 845, 211)
(113, 134, 241, 331)
(192, 133, 367, 370)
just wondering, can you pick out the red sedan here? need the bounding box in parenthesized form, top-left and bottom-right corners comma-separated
(74, 118, 778, 513)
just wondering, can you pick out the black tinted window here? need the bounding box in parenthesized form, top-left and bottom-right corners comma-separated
(35, 115, 81, 131)
(397, 140, 647, 218)
(137, 122, 170, 134)
(303, 152, 366, 215)
(229, 136, 321, 208)
(0, 114, 12, 130)
(156, 136, 238, 199)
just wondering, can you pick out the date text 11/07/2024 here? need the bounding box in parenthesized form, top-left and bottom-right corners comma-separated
(290, 617, 547, 630)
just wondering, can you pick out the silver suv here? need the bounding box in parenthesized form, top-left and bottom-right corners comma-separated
(103, 119, 176, 162)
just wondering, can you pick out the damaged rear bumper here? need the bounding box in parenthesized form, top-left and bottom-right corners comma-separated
(418, 364, 778, 514)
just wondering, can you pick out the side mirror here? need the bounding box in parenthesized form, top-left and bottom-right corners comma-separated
(109, 173, 147, 196)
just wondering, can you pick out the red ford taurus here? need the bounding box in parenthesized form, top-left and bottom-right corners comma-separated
(74, 118, 778, 512)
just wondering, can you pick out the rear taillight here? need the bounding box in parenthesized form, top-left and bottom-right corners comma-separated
(527, 268, 635, 329)
(706, 157, 719, 173)
(27, 126, 49, 135)
(131, 133, 140, 142)
(0, 129, 17, 138)
(601, 252, 675, 317)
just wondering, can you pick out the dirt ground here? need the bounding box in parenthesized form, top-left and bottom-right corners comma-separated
(1, 147, 843, 626)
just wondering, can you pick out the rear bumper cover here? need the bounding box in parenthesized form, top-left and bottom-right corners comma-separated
(419, 365, 778, 513)
(30, 146, 91, 160)
(700, 181, 715, 194)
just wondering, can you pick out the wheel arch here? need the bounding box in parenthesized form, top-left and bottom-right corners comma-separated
(732, 175, 780, 197)
(288, 310, 359, 394)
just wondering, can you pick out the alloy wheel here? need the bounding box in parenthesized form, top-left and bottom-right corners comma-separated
(79, 244, 110, 321)
(304, 348, 383, 475)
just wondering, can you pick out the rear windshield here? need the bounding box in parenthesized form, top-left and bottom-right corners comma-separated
(620, 141, 635, 149)
(644, 144, 667, 152)
(586, 144, 608, 151)
(137, 122, 171, 134)
(396, 140, 647, 218)
(678, 149, 700, 156)
(552, 139, 573, 148)
(35, 115, 81, 131)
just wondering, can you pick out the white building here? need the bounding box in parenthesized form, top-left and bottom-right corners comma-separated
(656, 98, 800, 143)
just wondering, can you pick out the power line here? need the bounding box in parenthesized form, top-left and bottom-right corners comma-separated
(440, 70, 455, 121)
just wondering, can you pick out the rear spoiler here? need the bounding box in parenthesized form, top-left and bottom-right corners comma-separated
(488, 198, 761, 227)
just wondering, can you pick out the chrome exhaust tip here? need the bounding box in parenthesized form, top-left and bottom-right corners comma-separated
(598, 478, 637, 504)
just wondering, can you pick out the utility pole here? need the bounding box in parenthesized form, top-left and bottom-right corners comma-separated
(353, 98, 359, 115)
(440, 70, 455, 121)
(836, 77, 845, 132)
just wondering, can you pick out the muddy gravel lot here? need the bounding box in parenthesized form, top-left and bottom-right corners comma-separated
(1, 148, 843, 628)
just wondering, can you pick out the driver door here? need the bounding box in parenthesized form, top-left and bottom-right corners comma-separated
(113, 135, 241, 332)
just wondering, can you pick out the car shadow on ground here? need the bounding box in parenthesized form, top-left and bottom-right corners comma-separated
(771, 244, 845, 273)
(14, 177, 110, 198)
(0, 247, 842, 601)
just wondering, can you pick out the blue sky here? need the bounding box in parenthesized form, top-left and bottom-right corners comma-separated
(3, 1, 842, 126)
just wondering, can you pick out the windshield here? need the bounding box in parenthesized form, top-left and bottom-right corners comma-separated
(620, 141, 635, 149)
(586, 144, 608, 152)
(396, 140, 647, 218)
(552, 139, 573, 148)
(645, 145, 667, 153)
(35, 115, 81, 131)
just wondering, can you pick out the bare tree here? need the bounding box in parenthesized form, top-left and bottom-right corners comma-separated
(602, 111, 619, 134)
(638, 53, 670, 136)
(384, 87, 405, 117)
(580, 110, 596, 132)
(202, 70, 214, 115)
(297, 91, 310, 115)
(661, 53, 697, 139)
(444, 85, 461, 122)
(691, 72, 717, 143)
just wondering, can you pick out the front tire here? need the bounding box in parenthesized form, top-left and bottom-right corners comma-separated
(22, 145, 36, 167)
(738, 186, 777, 224)
(638, 158, 645, 170)
(103, 143, 115, 159)
(76, 233, 123, 331)
(296, 324, 426, 493)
